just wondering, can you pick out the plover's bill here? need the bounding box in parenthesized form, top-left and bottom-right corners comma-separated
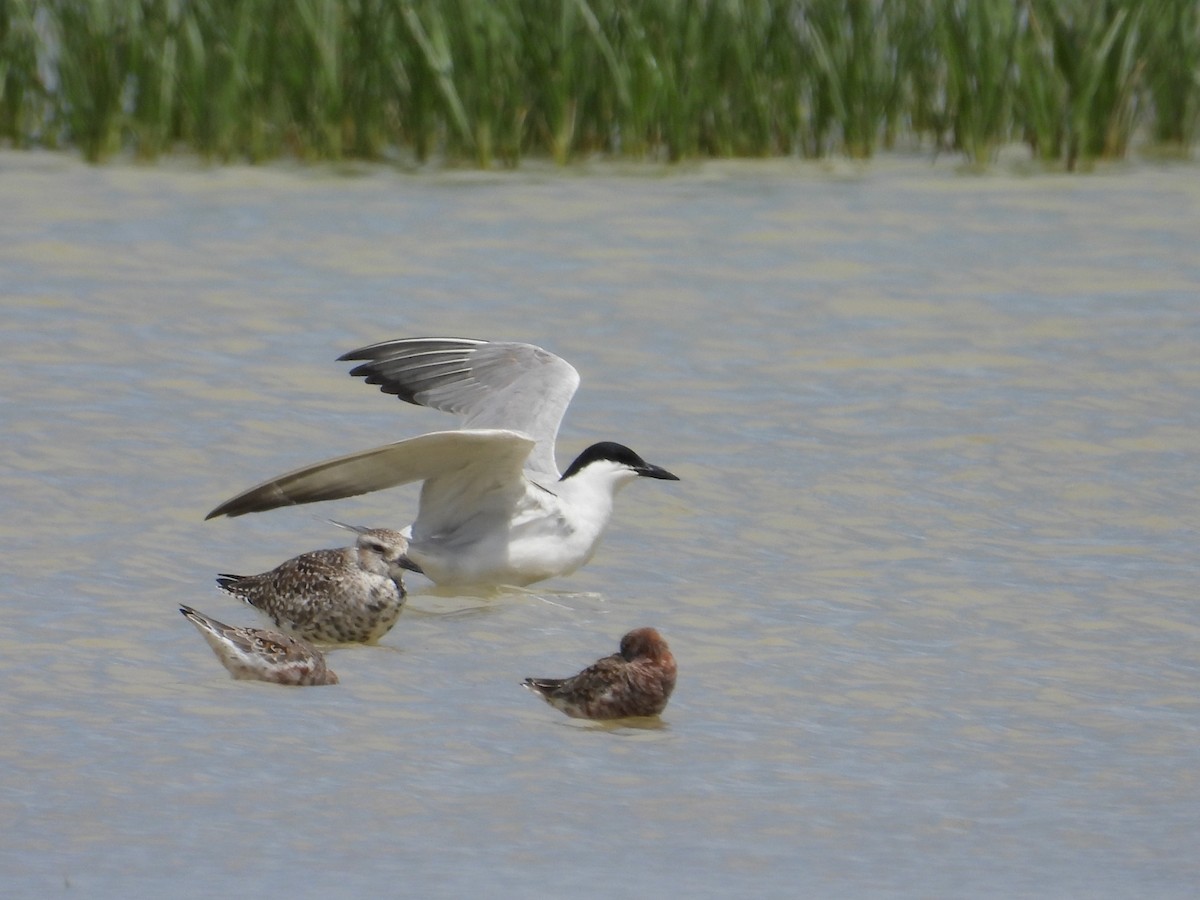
(216, 525, 415, 644)
(180, 605, 338, 686)
(522, 627, 677, 720)
(206, 337, 679, 589)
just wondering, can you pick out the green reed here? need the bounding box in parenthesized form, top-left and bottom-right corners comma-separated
(0, 0, 42, 147)
(53, 0, 133, 162)
(797, 0, 907, 158)
(1018, 0, 1145, 170)
(7, 0, 1199, 167)
(1139, 0, 1200, 149)
(935, 0, 1020, 165)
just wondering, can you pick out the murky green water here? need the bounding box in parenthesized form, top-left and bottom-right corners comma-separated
(2, 152, 1198, 898)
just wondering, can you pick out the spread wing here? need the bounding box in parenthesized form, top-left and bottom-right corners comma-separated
(206, 429, 535, 519)
(338, 337, 580, 481)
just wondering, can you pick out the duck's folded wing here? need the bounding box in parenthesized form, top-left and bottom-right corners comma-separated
(206, 429, 535, 519)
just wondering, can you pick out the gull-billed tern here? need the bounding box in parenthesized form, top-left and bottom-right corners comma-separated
(206, 337, 679, 588)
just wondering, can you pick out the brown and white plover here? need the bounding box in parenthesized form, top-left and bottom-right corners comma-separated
(180, 605, 338, 686)
(216, 524, 416, 644)
(522, 627, 677, 720)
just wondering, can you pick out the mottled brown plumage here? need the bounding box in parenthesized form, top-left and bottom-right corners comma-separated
(180, 606, 338, 686)
(217, 526, 413, 643)
(523, 627, 676, 719)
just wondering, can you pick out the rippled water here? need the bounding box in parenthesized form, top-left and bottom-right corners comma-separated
(2, 151, 1199, 898)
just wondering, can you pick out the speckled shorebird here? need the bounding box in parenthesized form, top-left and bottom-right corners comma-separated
(522, 627, 677, 720)
(216, 524, 417, 644)
(180, 605, 338, 686)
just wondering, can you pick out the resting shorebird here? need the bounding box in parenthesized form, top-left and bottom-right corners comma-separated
(522, 627, 677, 719)
(206, 338, 679, 589)
(180, 605, 338, 686)
(216, 523, 415, 644)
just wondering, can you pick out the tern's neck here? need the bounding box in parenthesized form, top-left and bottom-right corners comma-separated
(554, 467, 636, 526)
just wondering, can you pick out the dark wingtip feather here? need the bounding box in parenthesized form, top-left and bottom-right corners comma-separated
(340, 360, 418, 404)
(205, 481, 295, 520)
(205, 499, 248, 520)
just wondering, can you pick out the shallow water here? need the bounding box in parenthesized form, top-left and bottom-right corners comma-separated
(2, 151, 1199, 898)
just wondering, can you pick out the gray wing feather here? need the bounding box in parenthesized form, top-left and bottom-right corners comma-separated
(339, 338, 579, 480)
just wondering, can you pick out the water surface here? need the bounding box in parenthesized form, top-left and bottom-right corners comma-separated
(2, 152, 1199, 898)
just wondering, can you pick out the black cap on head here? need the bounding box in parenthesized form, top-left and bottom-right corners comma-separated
(560, 442, 680, 481)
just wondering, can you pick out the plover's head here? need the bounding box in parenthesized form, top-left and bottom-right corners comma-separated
(331, 521, 423, 573)
(355, 528, 410, 564)
(619, 627, 672, 662)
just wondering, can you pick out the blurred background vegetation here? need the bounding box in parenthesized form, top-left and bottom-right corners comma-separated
(1, 0, 1196, 168)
